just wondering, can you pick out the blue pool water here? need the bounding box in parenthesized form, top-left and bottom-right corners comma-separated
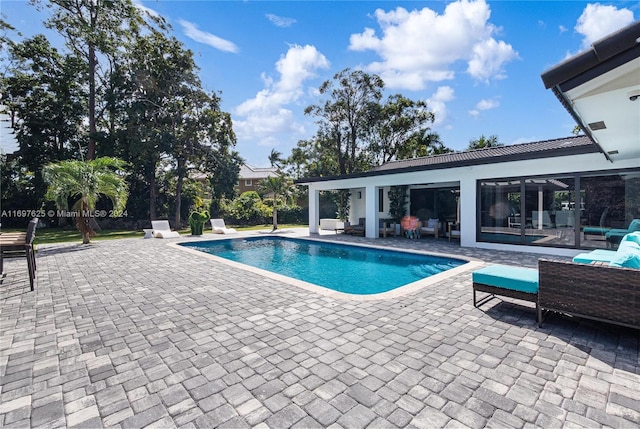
(181, 237, 466, 295)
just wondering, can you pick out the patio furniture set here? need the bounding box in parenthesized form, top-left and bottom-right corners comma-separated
(473, 231, 640, 330)
(339, 217, 460, 241)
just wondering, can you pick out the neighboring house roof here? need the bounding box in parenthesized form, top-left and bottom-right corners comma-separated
(540, 20, 640, 163)
(239, 164, 279, 180)
(297, 135, 598, 183)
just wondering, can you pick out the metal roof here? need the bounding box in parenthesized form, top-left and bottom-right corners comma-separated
(297, 135, 598, 184)
(239, 164, 279, 180)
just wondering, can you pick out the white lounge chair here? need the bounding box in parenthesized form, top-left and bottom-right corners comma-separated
(211, 219, 237, 234)
(151, 220, 180, 238)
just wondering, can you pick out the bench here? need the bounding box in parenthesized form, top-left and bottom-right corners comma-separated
(472, 264, 540, 323)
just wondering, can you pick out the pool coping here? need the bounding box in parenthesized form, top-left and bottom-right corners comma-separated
(168, 235, 484, 301)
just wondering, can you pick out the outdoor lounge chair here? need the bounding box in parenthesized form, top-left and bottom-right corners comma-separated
(151, 220, 180, 238)
(0, 218, 38, 291)
(604, 218, 640, 248)
(210, 219, 237, 234)
(583, 207, 610, 239)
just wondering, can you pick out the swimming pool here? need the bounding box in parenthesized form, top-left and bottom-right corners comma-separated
(179, 236, 469, 296)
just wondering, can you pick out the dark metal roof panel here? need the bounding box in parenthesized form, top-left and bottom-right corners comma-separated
(296, 135, 599, 184)
(541, 20, 640, 89)
(370, 135, 595, 172)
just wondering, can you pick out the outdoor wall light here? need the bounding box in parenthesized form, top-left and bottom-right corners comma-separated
(628, 89, 640, 101)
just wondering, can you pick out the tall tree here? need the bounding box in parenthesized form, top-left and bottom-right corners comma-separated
(304, 68, 384, 176)
(35, 0, 147, 159)
(369, 94, 435, 164)
(467, 134, 503, 150)
(1, 33, 86, 207)
(43, 157, 129, 243)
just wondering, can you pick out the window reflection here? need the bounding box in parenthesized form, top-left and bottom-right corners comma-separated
(479, 171, 640, 249)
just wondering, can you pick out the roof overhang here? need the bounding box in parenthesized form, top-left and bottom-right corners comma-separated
(541, 21, 640, 163)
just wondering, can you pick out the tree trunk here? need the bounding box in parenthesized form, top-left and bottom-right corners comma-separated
(272, 206, 278, 231)
(149, 171, 157, 220)
(87, 42, 97, 160)
(175, 158, 185, 228)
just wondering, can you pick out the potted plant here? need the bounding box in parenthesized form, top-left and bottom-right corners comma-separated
(189, 209, 210, 236)
(388, 185, 408, 235)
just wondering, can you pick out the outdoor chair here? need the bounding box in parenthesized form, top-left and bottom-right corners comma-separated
(447, 222, 461, 241)
(210, 219, 237, 234)
(379, 220, 396, 238)
(419, 218, 440, 239)
(344, 218, 365, 236)
(583, 207, 610, 240)
(604, 218, 640, 248)
(151, 220, 180, 238)
(0, 218, 38, 291)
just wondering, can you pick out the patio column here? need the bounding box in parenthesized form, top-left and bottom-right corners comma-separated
(537, 185, 544, 230)
(309, 188, 320, 234)
(365, 185, 378, 238)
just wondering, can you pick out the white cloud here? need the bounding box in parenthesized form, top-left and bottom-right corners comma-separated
(178, 19, 239, 53)
(559, 25, 568, 33)
(348, 0, 519, 89)
(426, 86, 455, 126)
(233, 45, 330, 144)
(575, 4, 634, 49)
(469, 97, 499, 117)
(266, 13, 297, 28)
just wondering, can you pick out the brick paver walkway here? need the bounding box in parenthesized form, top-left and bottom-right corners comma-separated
(1, 230, 638, 428)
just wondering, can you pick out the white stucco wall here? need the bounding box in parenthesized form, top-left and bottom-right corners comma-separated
(301, 152, 640, 256)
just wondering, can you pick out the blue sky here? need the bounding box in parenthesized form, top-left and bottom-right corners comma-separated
(3, 1, 638, 167)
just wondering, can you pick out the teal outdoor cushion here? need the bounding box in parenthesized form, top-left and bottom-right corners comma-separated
(622, 231, 640, 245)
(628, 219, 640, 232)
(572, 249, 618, 264)
(472, 265, 538, 294)
(609, 240, 640, 269)
(583, 226, 610, 234)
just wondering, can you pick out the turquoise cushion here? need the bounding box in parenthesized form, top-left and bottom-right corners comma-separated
(628, 219, 640, 232)
(472, 265, 538, 294)
(583, 226, 610, 234)
(605, 229, 631, 239)
(572, 249, 618, 264)
(609, 240, 640, 269)
(622, 231, 640, 245)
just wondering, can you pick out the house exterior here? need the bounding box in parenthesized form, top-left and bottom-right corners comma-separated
(237, 164, 278, 195)
(297, 21, 640, 258)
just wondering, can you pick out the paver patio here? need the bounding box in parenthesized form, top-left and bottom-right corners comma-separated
(1, 230, 639, 428)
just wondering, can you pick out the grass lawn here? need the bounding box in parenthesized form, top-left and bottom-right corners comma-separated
(0, 223, 308, 245)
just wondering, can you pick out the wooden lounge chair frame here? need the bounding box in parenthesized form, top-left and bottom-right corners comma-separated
(0, 218, 38, 291)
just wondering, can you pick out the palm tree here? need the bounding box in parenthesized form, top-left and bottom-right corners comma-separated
(43, 157, 129, 244)
(258, 175, 291, 231)
(268, 149, 283, 169)
(467, 134, 503, 150)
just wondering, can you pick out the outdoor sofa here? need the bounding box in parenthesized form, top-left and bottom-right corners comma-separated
(343, 218, 366, 236)
(538, 231, 640, 329)
(604, 218, 640, 248)
(472, 232, 639, 330)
